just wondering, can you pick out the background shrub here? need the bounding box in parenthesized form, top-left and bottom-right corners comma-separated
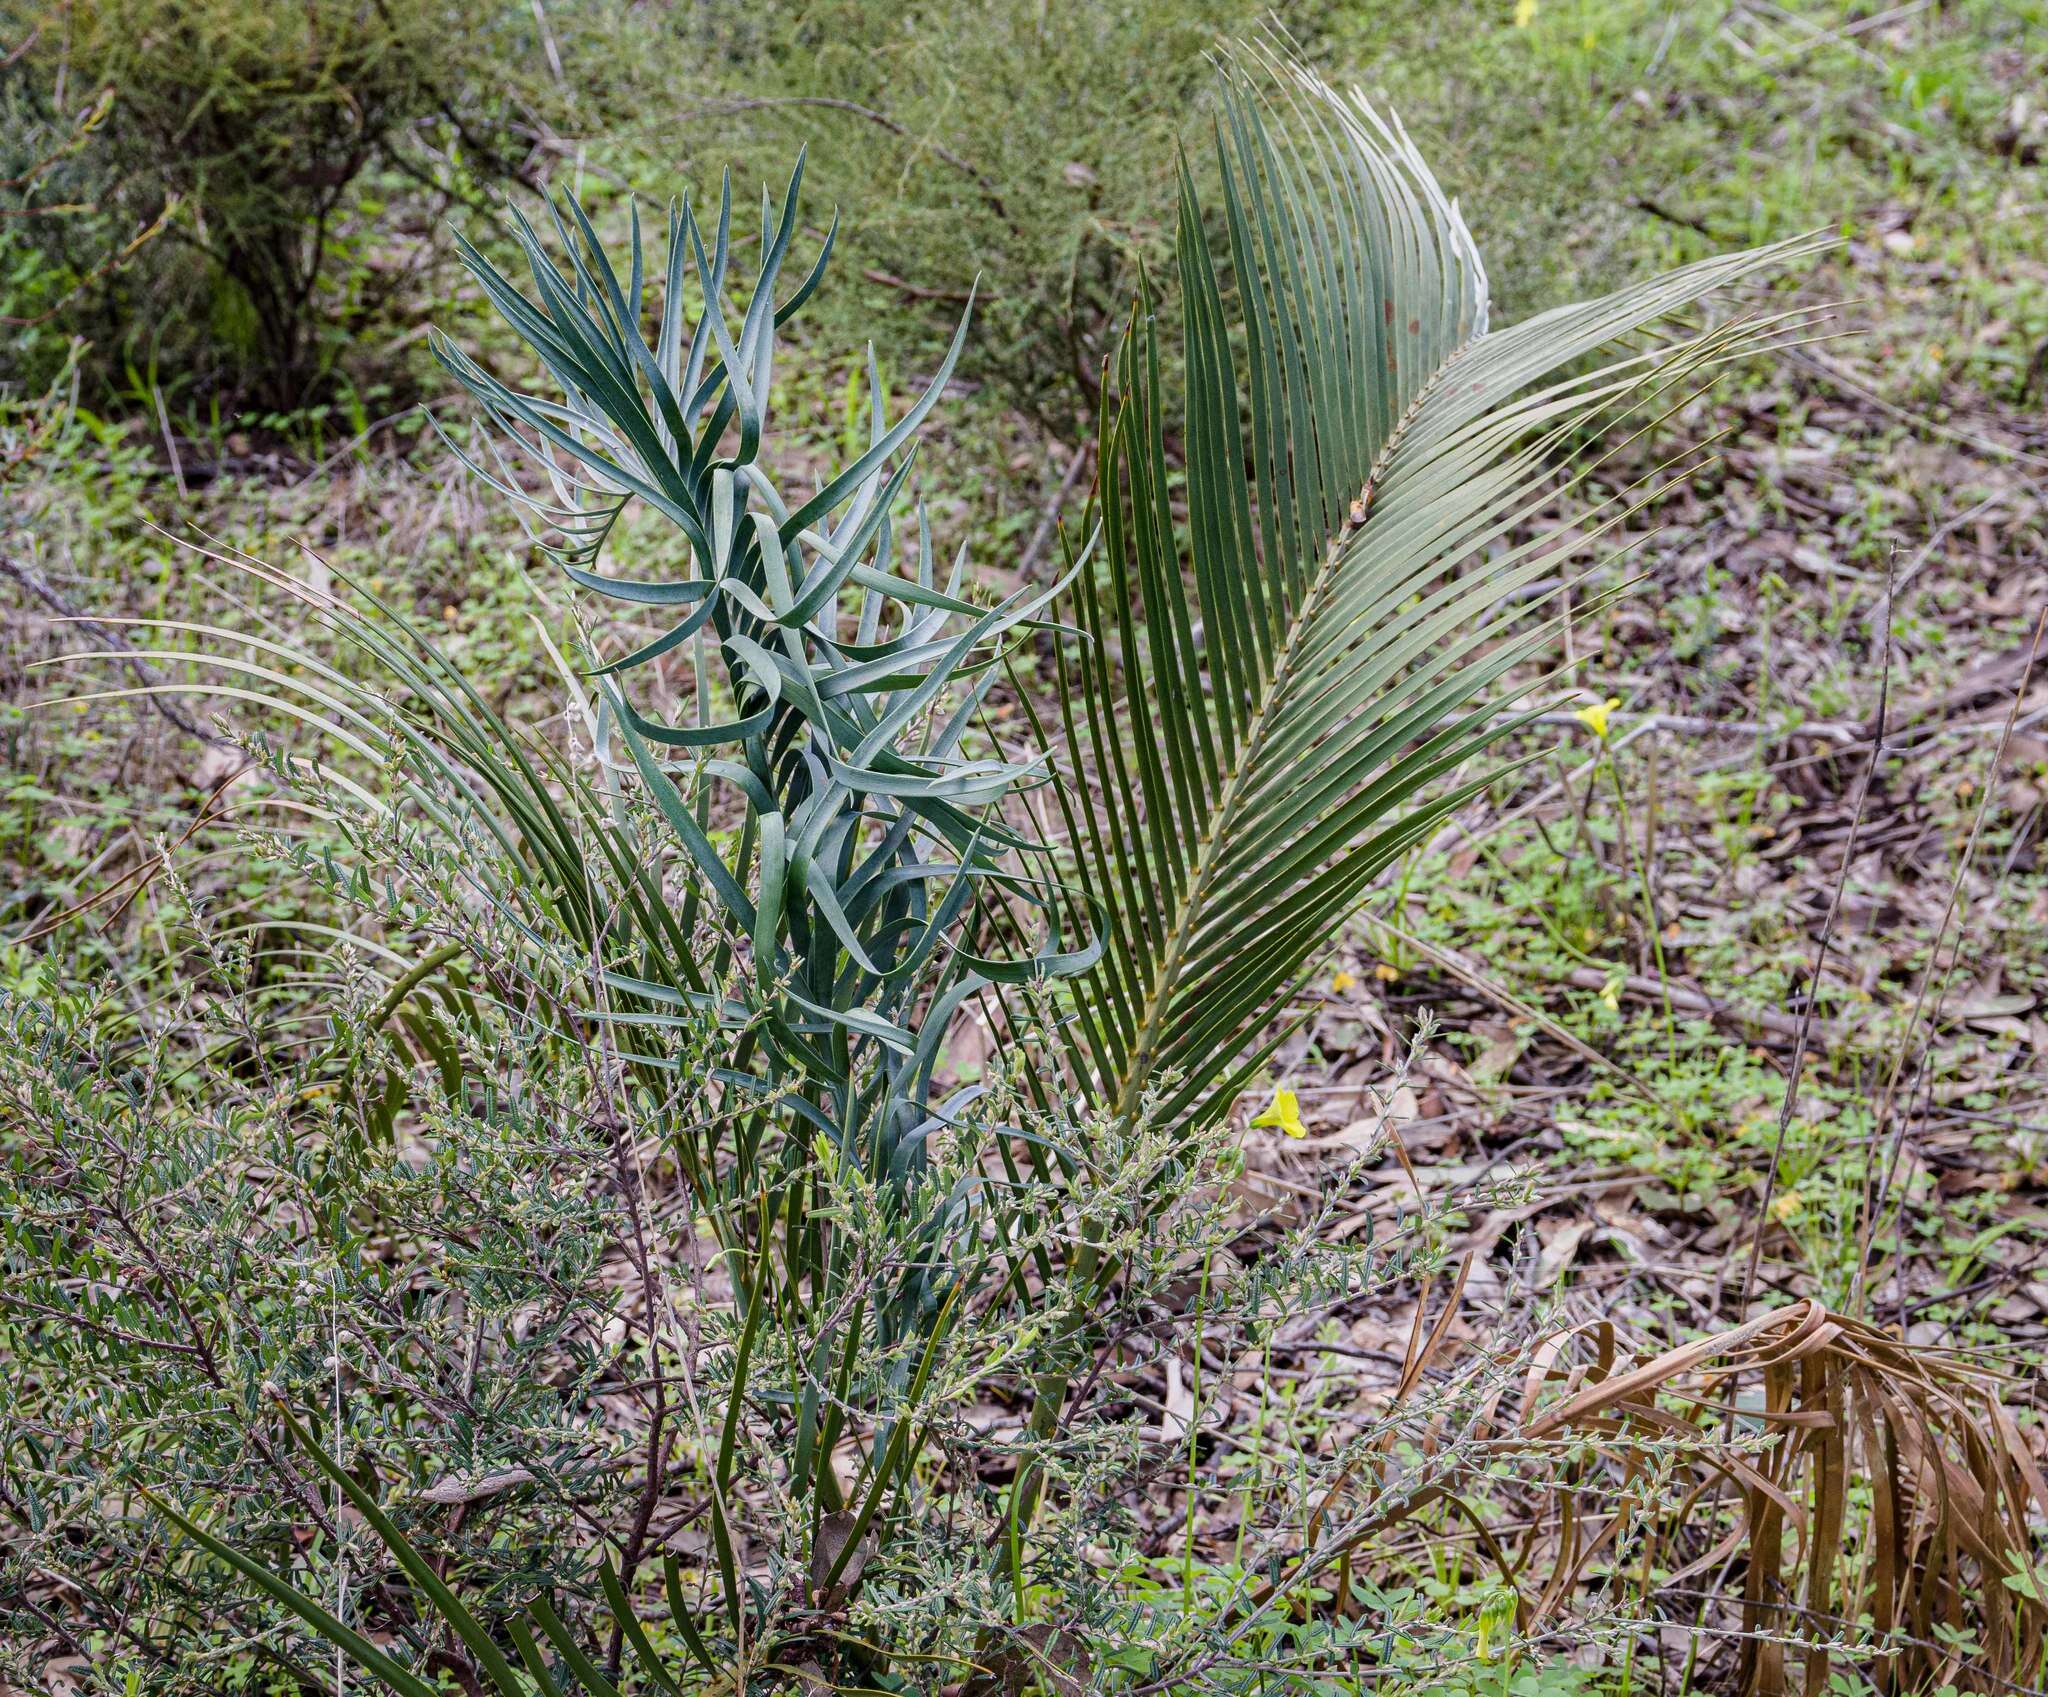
(0, 0, 561, 408)
(642, 0, 1320, 437)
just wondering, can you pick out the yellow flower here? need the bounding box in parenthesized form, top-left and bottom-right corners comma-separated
(1475, 1583, 1519, 1661)
(1598, 974, 1622, 1014)
(1331, 969, 1359, 994)
(1514, 0, 1538, 25)
(1574, 696, 1622, 741)
(1250, 1086, 1306, 1139)
(1373, 962, 1400, 982)
(1769, 1190, 1804, 1224)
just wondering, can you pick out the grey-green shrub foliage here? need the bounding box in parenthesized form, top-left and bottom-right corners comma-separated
(0, 846, 1501, 1693)
(0, 585, 1494, 1688)
(0, 925, 639, 1682)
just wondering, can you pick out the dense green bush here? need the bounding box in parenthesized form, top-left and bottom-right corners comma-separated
(0, 984, 635, 1685)
(640, 0, 1328, 438)
(0, 804, 1499, 1694)
(0, 0, 559, 406)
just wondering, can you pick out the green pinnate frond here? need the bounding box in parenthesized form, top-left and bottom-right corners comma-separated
(1049, 41, 1825, 1132)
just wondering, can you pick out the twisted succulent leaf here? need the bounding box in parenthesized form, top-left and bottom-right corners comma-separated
(436, 164, 1092, 1193)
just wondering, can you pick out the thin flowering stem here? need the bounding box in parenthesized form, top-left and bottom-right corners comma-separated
(1577, 701, 1678, 1061)
(1604, 753, 1678, 1062)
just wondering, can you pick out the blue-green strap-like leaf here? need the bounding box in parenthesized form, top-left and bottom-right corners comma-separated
(779, 295, 975, 545)
(782, 984, 917, 1054)
(605, 687, 756, 928)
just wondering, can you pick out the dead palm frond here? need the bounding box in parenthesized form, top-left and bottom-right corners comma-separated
(1287, 1298, 2048, 1697)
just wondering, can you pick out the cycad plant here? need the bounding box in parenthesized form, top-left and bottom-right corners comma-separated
(973, 42, 1818, 1547)
(141, 34, 1844, 1694)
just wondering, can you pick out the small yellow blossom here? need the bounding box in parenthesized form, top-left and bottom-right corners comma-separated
(1574, 696, 1622, 740)
(1475, 1584, 1518, 1661)
(1769, 1190, 1804, 1224)
(1373, 961, 1400, 982)
(1331, 969, 1359, 994)
(1514, 0, 1538, 25)
(1250, 1086, 1307, 1139)
(1598, 974, 1622, 1014)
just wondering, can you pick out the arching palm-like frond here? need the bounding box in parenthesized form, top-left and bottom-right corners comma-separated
(1046, 44, 1821, 1132)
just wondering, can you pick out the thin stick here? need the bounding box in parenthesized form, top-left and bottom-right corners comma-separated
(1854, 604, 2048, 1311)
(1738, 551, 1894, 1321)
(151, 386, 189, 500)
(2, 552, 233, 749)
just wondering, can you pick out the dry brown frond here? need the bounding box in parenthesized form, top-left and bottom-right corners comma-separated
(1517, 1300, 2048, 1695)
